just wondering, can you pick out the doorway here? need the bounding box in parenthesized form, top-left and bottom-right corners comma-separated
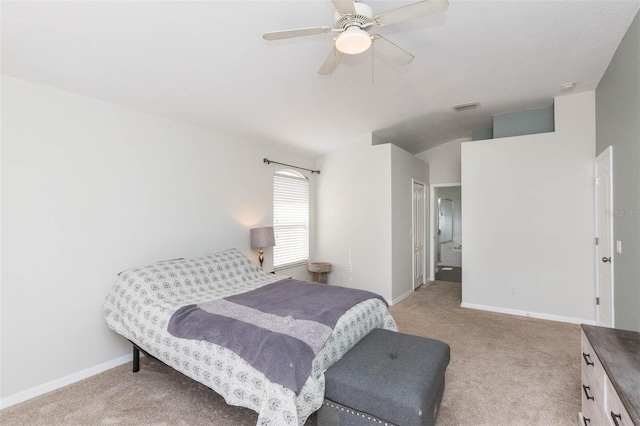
(595, 147, 614, 327)
(430, 184, 462, 282)
(412, 180, 426, 290)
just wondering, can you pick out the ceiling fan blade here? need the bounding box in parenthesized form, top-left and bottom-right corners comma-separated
(318, 48, 344, 75)
(332, 0, 356, 15)
(263, 27, 332, 41)
(375, 0, 448, 26)
(372, 35, 414, 66)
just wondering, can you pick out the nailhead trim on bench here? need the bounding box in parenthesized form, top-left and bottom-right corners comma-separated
(322, 401, 395, 425)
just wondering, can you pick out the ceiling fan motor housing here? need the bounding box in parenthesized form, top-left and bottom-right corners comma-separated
(334, 2, 374, 30)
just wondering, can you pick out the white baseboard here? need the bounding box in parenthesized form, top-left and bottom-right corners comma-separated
(0, 352, 134, 410)
(390, 289, 414, 306)
(460, 302, 596, 325)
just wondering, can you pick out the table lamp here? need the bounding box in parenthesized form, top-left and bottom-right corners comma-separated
(250, 226, 275, 268)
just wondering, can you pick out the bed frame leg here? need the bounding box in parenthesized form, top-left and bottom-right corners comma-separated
(129, 340, 160, 372)
(133, 344, 140, 373)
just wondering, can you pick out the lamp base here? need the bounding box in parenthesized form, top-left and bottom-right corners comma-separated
(258, 249, 265, 268)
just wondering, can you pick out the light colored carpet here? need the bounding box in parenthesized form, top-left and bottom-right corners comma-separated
(392, 281, 580, 426)
(0, 281, 580, 425)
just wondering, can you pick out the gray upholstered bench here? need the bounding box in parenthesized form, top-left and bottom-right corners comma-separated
(317, 329, 450, 426)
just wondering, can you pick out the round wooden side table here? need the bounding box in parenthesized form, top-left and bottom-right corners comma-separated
(308, 262, 332, 284)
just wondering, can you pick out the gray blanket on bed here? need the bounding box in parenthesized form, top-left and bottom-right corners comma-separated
(167, 278, 387, 393)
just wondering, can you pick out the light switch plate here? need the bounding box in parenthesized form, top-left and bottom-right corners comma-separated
(616, 240, 622, 254)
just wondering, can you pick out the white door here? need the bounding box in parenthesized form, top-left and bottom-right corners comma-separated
(413, 181, 425, 289)
(595, 147, 614, 327)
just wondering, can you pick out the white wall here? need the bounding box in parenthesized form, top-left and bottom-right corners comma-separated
(416, 138, 468, 184)
(314, 137, 429, 304)
(314, 134, 393, 301)
(596, 10, 640, 331)
(1, 76, 316, 401)
(390, 145, 429, 302)
(461, 91, 596, 323)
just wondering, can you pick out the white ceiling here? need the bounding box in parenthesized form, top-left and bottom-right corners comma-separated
(2, 1, 639, 156)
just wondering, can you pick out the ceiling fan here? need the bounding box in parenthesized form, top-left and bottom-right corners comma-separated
(263, 0, 448, 75)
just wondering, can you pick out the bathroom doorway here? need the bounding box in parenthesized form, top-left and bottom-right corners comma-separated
(430, 184, 462, 282)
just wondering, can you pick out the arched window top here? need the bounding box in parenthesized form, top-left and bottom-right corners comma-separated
(275, 169, 308, 181)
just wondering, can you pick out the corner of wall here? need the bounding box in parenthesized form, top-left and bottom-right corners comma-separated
(314, 134, 393, 301)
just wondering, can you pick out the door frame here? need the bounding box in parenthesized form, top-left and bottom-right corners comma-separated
(412, 179, 427, 290)
(429, 183, 461, 281)
(595, 146, 614, 327)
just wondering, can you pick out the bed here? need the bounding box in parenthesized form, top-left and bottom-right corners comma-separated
(103, 248, 397, 425)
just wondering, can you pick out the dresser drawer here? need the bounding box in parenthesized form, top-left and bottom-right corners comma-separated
(581, 390, 606, 425)
(581, 330, 606, 425)
(582, 367, 606, 425)
(582, 332, 604, 385)
(606, 377, 633, 426)
(582, 332, 605, 401)
(581, 379, 605, 416)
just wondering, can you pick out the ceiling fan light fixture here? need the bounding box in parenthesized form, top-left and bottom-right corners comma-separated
(335, 27, 372, 54)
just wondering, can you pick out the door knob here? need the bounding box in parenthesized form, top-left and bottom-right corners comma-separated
(602, 257, 611, 263)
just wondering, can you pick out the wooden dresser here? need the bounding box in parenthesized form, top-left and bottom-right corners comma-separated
(580, 325, 640, 426)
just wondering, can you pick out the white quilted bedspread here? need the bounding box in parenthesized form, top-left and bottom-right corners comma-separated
(104, 249, 397, 425)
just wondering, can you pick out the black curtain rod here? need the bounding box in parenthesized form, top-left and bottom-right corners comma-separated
(263, 158, 321, 174)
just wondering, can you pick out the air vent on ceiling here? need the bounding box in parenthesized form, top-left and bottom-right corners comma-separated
(452, 102, 480, 112)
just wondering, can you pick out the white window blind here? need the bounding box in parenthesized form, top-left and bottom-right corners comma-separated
(273, 170, 309, 269)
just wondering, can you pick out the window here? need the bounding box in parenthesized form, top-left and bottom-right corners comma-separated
(273, 170, 309, 269)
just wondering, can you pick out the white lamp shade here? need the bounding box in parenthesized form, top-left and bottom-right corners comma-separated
(335, 27, 372, 55)
(250, 227, 275, 248)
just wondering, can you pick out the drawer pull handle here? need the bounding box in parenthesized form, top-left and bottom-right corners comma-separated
(611, 412, 622, 426)
(582, 385, 594, 401)
(582, 352, 594, 366)
(582, 415, 591, 425)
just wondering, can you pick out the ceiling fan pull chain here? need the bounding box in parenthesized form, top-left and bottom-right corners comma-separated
(372, 40, 375, 85)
